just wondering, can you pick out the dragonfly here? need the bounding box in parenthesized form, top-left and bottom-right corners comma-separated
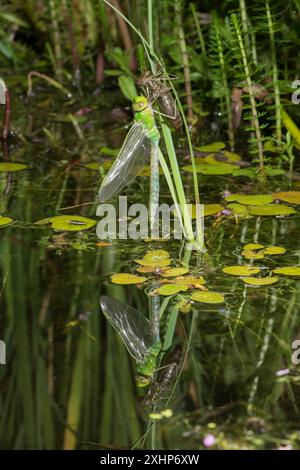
(142, 345, 183, 406)
(98, 95, 160, 229)
(136, 71, 182, 131)
(100, 293, 162, 387)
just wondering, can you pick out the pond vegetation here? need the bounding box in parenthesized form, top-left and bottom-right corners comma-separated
(1, 0, 300, 450)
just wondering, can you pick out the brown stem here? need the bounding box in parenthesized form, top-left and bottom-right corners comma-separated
(110, 0, 137, 72)
(174, 0, 194, 122)
(2, 88, 10, 140)
(96, 42, 105, 86)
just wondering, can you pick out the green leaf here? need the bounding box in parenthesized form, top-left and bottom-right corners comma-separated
(118, 76, 137, 101)
(0, 215, 13, 227)
(0, 162, 28, 172)
(184, 163, 236, 175)
(111, 273, 147, 284)
(225, 194, 273, 205)
(196, 142, 225, 152)
(222, 265, 260, 276)
(191, 291, 225, 304)
(35, 215, 97, 231)
(242, 276, 278, 286)
(272, 191, 300, 205)
(156, 284, 188, 296)
(272, 267, 300, 277)
(249, 204, 296, 216)
(161, 267, 189, 277)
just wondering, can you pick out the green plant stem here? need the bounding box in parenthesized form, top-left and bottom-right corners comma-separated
(266, 0, 282, 145)
(231, 14, 265, 176)
(174, 0, 194, 122)
(190, 3, 207, 58)
(213, 14, 234, 147)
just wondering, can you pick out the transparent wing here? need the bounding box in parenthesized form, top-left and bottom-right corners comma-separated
(99, 123, 152, 202)
(100, 295, 157, 362)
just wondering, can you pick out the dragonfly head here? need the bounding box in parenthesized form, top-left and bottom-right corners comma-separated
(133, 95, 148, 112)
(136, 374, 151, 388)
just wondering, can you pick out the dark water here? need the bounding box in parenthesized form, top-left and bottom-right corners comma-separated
(0, 84, 300, 450)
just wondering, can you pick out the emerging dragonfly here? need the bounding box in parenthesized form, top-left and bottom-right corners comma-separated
(98, 96, 160, 229)
(100, 294, 161, 387)
(136, 71, 182, 131)
(142, 345, 183, 406)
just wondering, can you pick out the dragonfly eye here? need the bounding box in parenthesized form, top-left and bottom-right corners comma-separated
(133, 96, 148, 112)
(136, 374, 151, 388)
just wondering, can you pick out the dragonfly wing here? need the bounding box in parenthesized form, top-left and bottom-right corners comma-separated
(100, 295, 157, 362)
(99, 123, 152, 202)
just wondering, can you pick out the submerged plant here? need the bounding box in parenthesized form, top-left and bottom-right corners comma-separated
(230, 13, 265, 177)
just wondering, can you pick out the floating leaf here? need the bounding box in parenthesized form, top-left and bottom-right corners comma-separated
(261, 246, 286, 255)
(232, 168, 256, 178)
(173, 276, 206, 287)
(161, 267, 189, 277)
(111, 273, 147, 284)
(156, 284, 188, 296)
(191, 291, 225, 304)
(226, 194, 273, 205)
(184, 163, 236, 175)
(190, 204, 222, 218)
(144, 250, 170, 262)
(204, 204, 223, 217)
(273, 267, 300, 277)
(249, 204, 296, 216)
(136, 266, 161, 274)
(227, 203, 249, 216)
(244, 243, 264, 251)
(36, 215, 97, 231)
(0, 215, 13, 227)
(242, 276, 278, 286)
(232, 166, 285, 178)
(272, 191, 300, 205)
(196, 142, 225, 152)
(222, 265, 260, 276)
(134, 258, 171, 268)
(0, 162, 28, 172)
(223, 150, 242, 162)
(242, 250, 265, 260)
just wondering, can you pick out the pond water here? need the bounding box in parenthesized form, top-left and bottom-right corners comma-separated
(0, 83, 300, 450)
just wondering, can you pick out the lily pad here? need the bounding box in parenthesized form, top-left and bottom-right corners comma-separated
(261, 246, 286, 255)
(0, 162, 28, 172)
(249, 204, 296, 216)
(173, 276, 206, 287)
(134, 258, 171, 268)
(242, 276, 278, 286)
(227, 203, 249, 216)
(242, 250, 265, 260)
(156, 284, 188, 296)
(222, 265, 260, 276)
(111, 273, 147, 284)
(226, 194, 273, 205)
(196, 142, 225, 152)
(161, 267, 189, 277)
(272, 191, 300, 205)
(36, 215, 97, 231)
(191, 291, 225, 304)
(184, 163, 236, 175)
(190, 204, 222, 218)
(272, 267, 300, 277)
(0, 215, 13, 227)
(243, 243, 264, 251)
(143, 250, 170, 262)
